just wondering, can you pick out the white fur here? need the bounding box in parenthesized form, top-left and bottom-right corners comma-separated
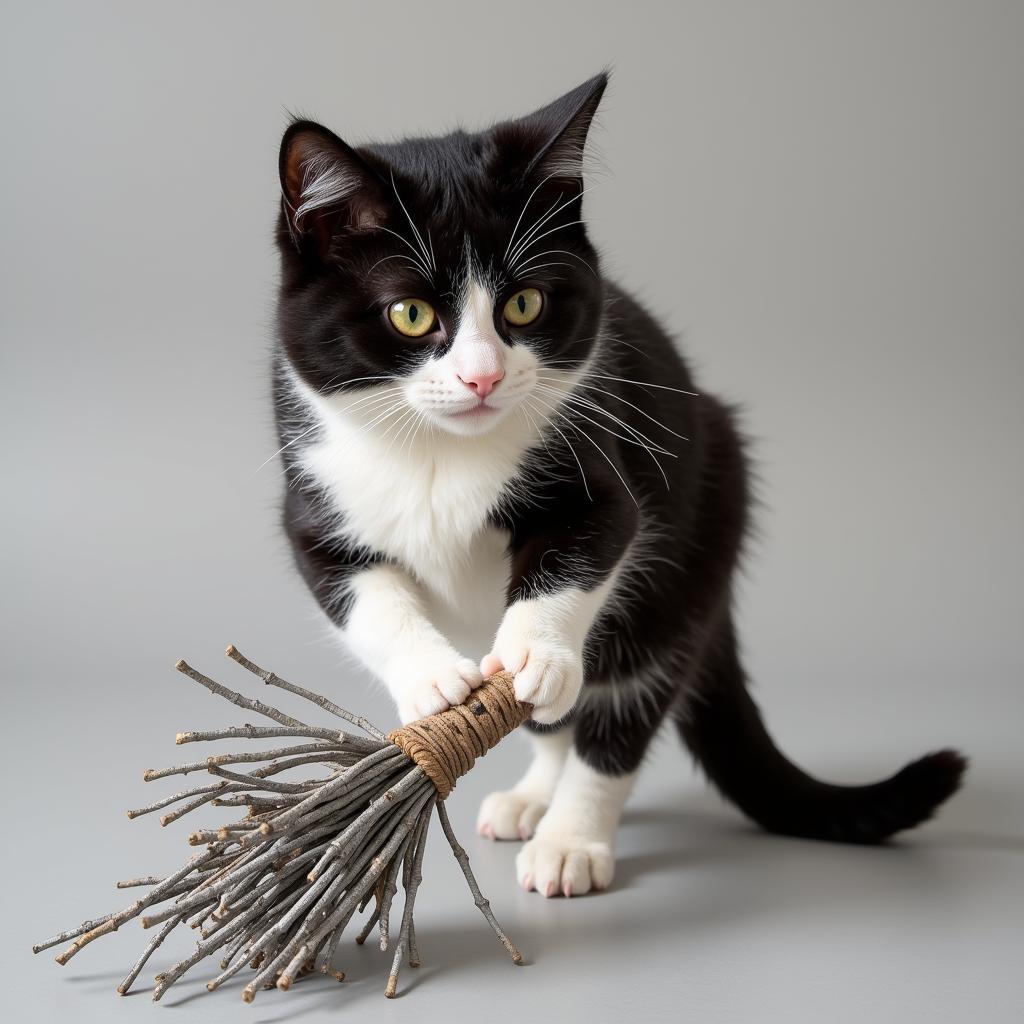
(516, 750, 637, 897)
(477, 728, 573, 840)
(294, 151, 357, 225)
(485, 567, 623, 724)
(343, 564, 483, 724)
(294, 370, 525, 607)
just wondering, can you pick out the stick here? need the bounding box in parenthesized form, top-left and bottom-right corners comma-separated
(436, 801, 523, 965)
(226, 645, 388, 743)
(386, 799, 434, 996)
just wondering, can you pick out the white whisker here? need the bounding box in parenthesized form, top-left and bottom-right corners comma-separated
(588, 373, 699, 396)
(367, 253, 428, 277)
(317, 372, 399, 393)
(510, 219, 588, 276)
(254, 421, 319, 473)
(537, 390, 671, 492)
(503, 173, 560, 264)
(379, 406, 419, 455)
(534, 382, 675, 459)
(524, 397, 594, 502)
(507, 188, 591, 269)
(511, 261, 574, 275)
(537, 375, 690, 441)
(341, 388, 406, 419)
(375, 226, 432, 282)
(515, 249, 599, 278)
(527, 391, 639, 508)
(356, 399, 408, 435)
(390, 171, 434, 272)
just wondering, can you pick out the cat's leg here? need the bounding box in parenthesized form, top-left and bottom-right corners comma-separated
(284, 493, 483, 725)
(517, 674, 676, 897)
(516, 749, 635, 897)
(342, 564, 483, 724)
(477, 726, 573, 840)
(477, 464, 639, 871)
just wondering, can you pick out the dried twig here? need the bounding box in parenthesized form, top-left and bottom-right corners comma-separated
(35, 646, 524, 1003)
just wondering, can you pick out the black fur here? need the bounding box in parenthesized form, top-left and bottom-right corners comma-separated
(273, 73, 966, 845)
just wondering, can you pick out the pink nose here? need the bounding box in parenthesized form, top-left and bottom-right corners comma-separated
(457, 367, 504, 399)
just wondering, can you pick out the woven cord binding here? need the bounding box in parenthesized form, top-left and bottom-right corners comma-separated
(387, 671, 529, 798)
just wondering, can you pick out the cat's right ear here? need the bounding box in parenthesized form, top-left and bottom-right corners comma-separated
(279, 121, 388, 255)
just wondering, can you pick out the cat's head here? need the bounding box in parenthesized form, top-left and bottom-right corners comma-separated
(276, 73, 607, 438)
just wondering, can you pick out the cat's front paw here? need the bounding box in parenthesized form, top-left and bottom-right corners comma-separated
(477, 789, 548, 840)
(392, 650, 483, 724)
(516, 832, 614, 898)
(482, 615, 583, 725)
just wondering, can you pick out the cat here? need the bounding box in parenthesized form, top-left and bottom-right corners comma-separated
(272, 72, 966, 898)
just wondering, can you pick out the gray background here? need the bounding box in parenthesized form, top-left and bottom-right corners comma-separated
(3, 2, 1022, 1022)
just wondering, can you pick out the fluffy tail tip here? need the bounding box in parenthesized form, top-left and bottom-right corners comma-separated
(852, 747, 968, 845)
(900, 747, 969, 814)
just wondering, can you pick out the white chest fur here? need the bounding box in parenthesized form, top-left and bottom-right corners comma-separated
(292, 377, 539, 649)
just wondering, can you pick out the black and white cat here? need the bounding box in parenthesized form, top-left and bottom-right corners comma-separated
(273, 73, 965, 898)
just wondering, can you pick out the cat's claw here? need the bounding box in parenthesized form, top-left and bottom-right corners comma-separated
(477, 789, 548, 840)
(516, 834, 614, 897)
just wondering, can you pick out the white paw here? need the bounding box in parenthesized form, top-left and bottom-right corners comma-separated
(483, 614, 583, 725)
(393, 650, 483, 724)
(516, 833, 615, 898)
(477, 789, 548, 841)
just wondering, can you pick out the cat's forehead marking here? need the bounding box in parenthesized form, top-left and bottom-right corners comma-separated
(447, 275, 499, 347)
(457, 279, 495, 337)
(451, 233, 499, 314)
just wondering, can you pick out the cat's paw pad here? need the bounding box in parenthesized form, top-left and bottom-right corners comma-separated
(395, 653, 483, 724)
(477, 789, 548, 840)
(516, 834, 614, 897)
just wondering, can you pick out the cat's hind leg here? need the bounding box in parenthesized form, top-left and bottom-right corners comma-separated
(516, 747, 636, 897)
(477, 727, 573, 840)
(516, 672, 675, 896)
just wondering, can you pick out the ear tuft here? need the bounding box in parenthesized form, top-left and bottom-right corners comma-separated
(279, 121, 386, 250)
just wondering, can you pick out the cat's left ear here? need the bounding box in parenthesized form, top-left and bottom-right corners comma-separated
(493, 71, 608, 185)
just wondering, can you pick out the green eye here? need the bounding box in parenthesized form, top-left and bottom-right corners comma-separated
(503, 288, 543, 327)
(388, 298, 436, 338)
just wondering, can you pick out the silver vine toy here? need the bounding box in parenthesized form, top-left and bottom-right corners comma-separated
(34, 646, 526, 1002)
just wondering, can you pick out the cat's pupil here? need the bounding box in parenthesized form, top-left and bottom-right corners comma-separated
(408, 304, 418, 323)
(517, 294, 526, 314)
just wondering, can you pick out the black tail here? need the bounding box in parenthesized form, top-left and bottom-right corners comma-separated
(676, 620, 967, 845)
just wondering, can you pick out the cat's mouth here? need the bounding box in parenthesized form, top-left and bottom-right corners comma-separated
(446, 401, 499, 419)
(423, 393, 516, 437)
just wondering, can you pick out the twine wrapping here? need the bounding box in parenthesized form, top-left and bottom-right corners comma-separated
(388, 671, 529, 798)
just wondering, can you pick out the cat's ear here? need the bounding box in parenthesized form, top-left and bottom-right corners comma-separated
(494, 72, 608, 185)
(279, 120, 388, 254)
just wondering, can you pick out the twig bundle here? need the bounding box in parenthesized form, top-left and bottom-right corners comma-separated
(34, 645, 525, 1002)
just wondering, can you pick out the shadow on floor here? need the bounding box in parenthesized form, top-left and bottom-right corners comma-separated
(58, 784, 1023, 1017)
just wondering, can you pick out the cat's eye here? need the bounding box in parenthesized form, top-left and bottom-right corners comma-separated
(503, 288, 543, 327)
(387, 298, 436, 339)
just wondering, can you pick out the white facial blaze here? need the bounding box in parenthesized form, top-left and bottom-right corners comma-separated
(450, 281, 505, 393)
(403, 277, 538, 437)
